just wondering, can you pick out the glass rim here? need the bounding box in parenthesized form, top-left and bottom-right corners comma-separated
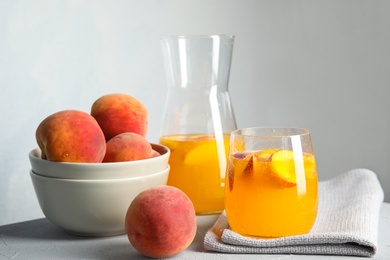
(160, 34, 234, 40)
(231, 126, 311, 138)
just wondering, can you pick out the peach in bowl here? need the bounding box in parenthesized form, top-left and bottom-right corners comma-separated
(29, 144, 170, 180)
(30, 166, 169, 236)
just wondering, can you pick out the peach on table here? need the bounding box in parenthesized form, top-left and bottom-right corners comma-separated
(125, 185, 197, 258)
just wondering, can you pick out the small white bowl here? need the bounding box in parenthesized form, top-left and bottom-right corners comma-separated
(29, 143, 170, 179)
(30, 165, 169, 236)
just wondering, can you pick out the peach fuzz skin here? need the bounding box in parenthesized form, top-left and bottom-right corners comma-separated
(125, 185, 197, 258)
(91, 93, 148, 141)
(35, 110, 106, 163)
(103, 132, 153, 162)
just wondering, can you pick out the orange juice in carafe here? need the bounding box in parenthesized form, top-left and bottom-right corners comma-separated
(160, 35, 236, 215)
(160, 134, 230, 214)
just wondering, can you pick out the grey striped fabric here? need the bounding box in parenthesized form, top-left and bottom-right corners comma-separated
(204, 169, 384, 257)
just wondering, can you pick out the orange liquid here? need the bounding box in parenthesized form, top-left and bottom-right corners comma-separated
(160, 134, 230, 214)
(225, 150, 318, 237)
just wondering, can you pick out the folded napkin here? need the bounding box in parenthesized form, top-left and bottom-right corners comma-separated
(204, 168, 384, 257)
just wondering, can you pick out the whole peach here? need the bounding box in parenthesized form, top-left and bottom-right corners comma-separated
(35, 110, 106, 163)
(150, 150, 161, 158)
(103, 132, 152, 162)
(125, 185, 197, 258)
(91, 93, 148, 141)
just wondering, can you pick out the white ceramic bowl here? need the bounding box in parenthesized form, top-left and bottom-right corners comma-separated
(30, 165, 169, 236)
(29, 143, 170, 179)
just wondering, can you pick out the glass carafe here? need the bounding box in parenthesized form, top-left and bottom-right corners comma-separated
(159, 35, 237, 215)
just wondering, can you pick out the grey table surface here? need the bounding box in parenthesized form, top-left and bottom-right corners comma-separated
(0, 203, 389, 260)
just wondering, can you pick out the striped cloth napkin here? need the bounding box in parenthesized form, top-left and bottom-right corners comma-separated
(204, 168, 384, 257)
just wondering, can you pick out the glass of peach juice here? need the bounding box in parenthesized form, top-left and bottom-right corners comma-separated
(225, 127, 318, 238)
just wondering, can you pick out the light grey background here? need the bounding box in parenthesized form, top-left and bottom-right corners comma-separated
(1, 0, 389, 226)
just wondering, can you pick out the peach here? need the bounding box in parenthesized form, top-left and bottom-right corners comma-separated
(269, 150, 297, 187)
(125, 185, 197, 258)
(91, 93, 148, 141)
(150, 150, 161, 158)
(270, 150, 316, 187)
(103, 132, 152, 162)
(35, 110, 106, 163)
(256, 149, 279, 162)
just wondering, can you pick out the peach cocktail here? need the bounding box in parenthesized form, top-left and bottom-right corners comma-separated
(160, 134, 229, 214)
(225, 127, 318, 238)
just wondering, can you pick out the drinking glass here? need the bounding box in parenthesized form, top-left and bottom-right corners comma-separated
(225, 127, 318, 237)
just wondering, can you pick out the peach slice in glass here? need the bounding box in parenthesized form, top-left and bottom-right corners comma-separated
(231, 152, 254, 177)
(270, 150, 316, 187)
(228, 152, 249, 192)
(256, 149, 279, 162)
(242, 154, 254, 177)
(227, 159, 235, 191)
(270, 150, 298, 187)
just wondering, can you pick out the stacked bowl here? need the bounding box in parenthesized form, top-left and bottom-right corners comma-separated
(28, 143, 170, 236)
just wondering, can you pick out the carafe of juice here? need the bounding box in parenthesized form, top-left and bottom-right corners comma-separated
(160, 35, 237, 215)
